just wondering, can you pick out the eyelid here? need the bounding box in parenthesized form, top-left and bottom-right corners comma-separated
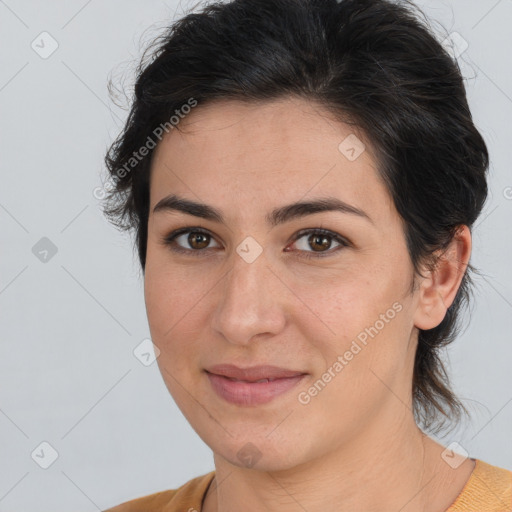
(160, 226, 220, 256)
(287, 228, 350, 258)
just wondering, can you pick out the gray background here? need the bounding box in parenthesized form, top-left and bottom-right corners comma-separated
(0, 0, 511, 510)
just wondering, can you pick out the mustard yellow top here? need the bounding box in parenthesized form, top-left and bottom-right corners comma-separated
(103, 459, 512, 511)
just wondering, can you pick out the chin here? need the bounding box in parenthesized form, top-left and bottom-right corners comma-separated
(211, 434, 308, 473)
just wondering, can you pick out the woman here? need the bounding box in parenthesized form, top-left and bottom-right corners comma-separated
(101, 0, 512, 510)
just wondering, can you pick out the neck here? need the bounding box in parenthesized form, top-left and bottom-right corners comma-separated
(202, 409, 473, 512)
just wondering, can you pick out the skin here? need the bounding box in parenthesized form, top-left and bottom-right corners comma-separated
(144, 97, 475, 512)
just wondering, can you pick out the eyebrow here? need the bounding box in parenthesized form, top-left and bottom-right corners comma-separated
(152, 193, 373, 226)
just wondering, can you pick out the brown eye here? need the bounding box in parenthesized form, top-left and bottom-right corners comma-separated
(187, 232, 210, 250)
(163, 227, 349, 259)
(308, 233, 332, 252)
(288, 228, 350, 259)
(162, 227, 221, 255)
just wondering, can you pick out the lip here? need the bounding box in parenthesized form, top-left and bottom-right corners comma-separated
(205, 364, 308, 407)
(205, 364, 306, 381)
(206, 372, 307, 406)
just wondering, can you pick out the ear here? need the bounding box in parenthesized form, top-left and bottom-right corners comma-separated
(413, 225, 472, 331)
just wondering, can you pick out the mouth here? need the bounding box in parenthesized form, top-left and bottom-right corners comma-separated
(205, 363, 307, 382)
(205, 368, 307, 406)
(218, 376, 282, 383)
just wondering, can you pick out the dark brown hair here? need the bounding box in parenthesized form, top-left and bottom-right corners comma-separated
(102, 0, 489, 434)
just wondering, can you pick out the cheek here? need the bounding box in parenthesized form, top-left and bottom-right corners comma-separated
(144, 258, 201, 338)
(144, 260, 212, 388)
(144, 269, 199, 398)
(289, 272, 386, 343)
(293, 271, 410, 386)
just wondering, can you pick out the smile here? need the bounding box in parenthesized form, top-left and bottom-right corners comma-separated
(205, 372, 307, 406)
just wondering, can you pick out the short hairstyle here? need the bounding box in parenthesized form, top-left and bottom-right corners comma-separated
(102, 0, 489, 434)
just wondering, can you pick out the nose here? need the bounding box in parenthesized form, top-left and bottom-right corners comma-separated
(210, 248, 287, 346)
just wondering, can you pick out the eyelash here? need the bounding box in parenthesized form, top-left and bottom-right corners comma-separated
(160, 227, 350, 259)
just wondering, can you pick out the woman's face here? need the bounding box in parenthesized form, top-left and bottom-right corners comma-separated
(144, 97, 426, 471)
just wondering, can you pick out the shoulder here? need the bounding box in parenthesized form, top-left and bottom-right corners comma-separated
(103, 471, 216, 512)
(447, 459, 512, 512)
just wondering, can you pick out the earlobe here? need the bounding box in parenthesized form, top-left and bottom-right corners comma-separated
(413, 225, 472, 331)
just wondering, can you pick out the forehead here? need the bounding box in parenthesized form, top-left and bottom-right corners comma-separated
(149, 97, 393, 222)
